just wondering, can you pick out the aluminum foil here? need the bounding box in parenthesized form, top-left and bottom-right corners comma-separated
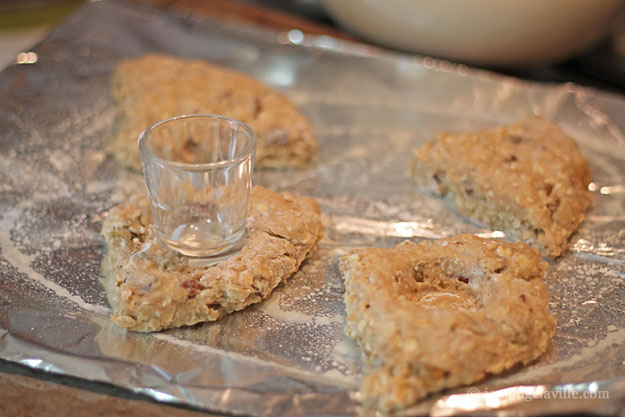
(1, 1, 625, 415)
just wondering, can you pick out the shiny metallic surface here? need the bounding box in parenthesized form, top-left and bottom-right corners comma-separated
(1, 1, 624, 415)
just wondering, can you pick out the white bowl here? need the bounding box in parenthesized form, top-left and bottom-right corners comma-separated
(321, 0, 625, 67)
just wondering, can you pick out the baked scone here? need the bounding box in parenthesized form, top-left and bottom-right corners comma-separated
(340, 234, 556, 413)
(100, 186, 322, 332)
(411, 117, 592, 257)
(110, 54, 319, 170)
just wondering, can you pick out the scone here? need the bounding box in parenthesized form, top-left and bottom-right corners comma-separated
(411, 117, 592, 257)
(340, 234, 556, 413)
(110, 54, 319, 170)
(100, 186, 322, 332)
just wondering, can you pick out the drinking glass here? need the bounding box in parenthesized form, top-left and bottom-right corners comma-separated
(139, 114, 256, 257)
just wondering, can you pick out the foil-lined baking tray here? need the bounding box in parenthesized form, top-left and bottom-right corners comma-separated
(1, 1, 625, 415)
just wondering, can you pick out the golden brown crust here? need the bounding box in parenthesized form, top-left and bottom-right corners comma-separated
(411, 117, 592, 257)
(100, 186, 322, 332)
(340, 234, 556, 413)
(110, 54, 319, 170)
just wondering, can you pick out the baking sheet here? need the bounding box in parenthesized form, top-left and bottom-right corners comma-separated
(1, 1, 625, 416)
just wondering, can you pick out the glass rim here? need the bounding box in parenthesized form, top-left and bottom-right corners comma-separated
(138, 114, 257, 170)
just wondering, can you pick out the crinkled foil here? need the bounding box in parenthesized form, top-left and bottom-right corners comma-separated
(1, 1, 625, 416)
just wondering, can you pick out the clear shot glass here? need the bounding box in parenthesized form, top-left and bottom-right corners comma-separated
(139, 114, 256, 257)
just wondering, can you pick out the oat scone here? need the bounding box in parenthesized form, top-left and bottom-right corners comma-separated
(110, 54, 319, 170)
(411, 117, 592, 257)
(100, 186, 322, 332)
(340, 234, 556, 413)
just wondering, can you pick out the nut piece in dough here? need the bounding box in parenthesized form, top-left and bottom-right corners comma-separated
(411, 117, 592, 257)
(340, 234, 556, 413)
(110, 54, 319, 170)
(100, 186, 322, 332)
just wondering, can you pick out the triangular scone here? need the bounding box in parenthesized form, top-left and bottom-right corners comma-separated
(340, 234, 556, 413)
(411, 117, 592, 257)
(100, 186, 322, 332)
(110, 54, 319, 170)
